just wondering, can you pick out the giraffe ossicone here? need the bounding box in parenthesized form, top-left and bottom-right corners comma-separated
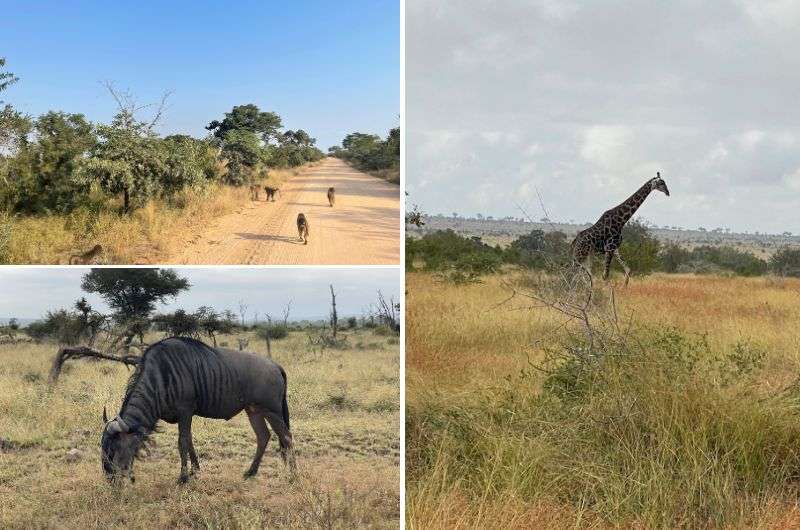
(571, 172, 670, 286)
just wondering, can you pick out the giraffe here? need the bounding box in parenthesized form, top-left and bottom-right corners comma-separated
(571, 172, 670, 286)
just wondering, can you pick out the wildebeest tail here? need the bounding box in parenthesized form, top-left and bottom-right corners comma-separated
(279, 366, 290, 430)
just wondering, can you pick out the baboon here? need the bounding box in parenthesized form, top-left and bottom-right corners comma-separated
(264, 186, 280, 201)
(327, 187, 335, 207)
(69, 244, 103, 265)
(249, 184, 260, 201)
(296, 213, 309, 245)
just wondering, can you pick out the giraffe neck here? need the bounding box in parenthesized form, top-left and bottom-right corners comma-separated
(615, 180, 653, 224)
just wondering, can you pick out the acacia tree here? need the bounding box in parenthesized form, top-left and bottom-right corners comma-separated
(206, 104, 282, 144)
(0, 57, 18, 101)
(78, 108, 165, 211)
(81, 268, 190, 346)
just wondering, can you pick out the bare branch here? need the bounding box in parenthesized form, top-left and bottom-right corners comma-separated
(49, 346, 140, 385)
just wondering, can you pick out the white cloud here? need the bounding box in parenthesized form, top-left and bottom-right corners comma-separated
(407, 0, 800, 232)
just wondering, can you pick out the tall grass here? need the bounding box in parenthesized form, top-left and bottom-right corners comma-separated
(407, 272, 800, 528)
(0, 328, 399, 528)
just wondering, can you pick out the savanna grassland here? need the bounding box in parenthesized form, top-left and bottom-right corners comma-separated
(406, 271, 800, 529)
(0, 328, 399, 529)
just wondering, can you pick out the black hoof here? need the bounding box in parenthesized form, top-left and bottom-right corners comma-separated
(243, 470, 256, 479)
(178, 474, 190, 484)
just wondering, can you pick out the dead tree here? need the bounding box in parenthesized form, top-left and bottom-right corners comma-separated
(329, 285, 338, 339)
(49, 346, 140, 385)
(238, 300, 249, 328)
(375, 290, 400, 332)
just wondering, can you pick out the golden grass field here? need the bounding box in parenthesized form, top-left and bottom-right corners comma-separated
(406, 271, 800, 529)
(0, 328, 399, 529)
(0, 164, 313, 265)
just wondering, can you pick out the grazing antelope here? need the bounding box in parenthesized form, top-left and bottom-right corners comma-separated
(296, 213, 309, 245)
(101, 337, 295, 484)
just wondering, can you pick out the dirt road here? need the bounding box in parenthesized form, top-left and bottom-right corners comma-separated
(168, 158, 400, 264)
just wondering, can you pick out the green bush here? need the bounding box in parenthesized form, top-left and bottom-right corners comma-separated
(256, 324, 289, 340)
(769, 246, 800, 277)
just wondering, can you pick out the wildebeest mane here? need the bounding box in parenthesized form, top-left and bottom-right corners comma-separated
(121, 336, 218, 409)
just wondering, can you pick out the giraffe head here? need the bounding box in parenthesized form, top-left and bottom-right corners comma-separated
(650, 172, 670, 196)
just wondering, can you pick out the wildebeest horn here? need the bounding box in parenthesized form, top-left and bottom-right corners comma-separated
(106, 416, 130, 434)
(103, 406, 108, 423)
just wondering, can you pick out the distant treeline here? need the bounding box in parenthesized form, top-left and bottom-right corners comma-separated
(328, 127, 399, 183)
(0, 57, 325, 214)
(407, 221, 800, 281)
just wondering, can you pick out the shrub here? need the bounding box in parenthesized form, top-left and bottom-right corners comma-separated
(256, 324, 289, 340)
(769, 246, 800, 277)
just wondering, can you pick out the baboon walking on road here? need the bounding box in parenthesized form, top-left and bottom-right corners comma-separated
(249, 184, 260, 201)
(296, 214, 309, 245)
(69, 244, 103, 265)
(264, 186, 280, 201)
(327, 187, 335, 207)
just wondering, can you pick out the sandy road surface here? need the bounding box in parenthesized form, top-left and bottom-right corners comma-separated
(168, 158, 400, 264)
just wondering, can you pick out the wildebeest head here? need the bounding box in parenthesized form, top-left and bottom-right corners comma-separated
(101, 407, 145, 482)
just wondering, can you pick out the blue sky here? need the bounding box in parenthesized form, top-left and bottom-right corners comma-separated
(0, 268, 400, 321)
(3, 0, 399, 149)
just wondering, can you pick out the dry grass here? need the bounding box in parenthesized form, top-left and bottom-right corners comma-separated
(406, 271, 800, 529)
(0, 163, 318, 265)
(0, 328, 399, 529)
(369, 167, 400, 185)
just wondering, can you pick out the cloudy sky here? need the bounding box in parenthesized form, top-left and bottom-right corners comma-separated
(0, 268, 399, 322)
(407, 0, 800, 234)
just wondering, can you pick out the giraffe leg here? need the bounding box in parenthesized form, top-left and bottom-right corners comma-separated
(614, 249, 631, 287)
(603, 252, 613, 280)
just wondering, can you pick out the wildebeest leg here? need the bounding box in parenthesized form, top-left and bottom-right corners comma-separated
(244, 410, 271, 478)
(187, 423, 200, 475)
(178, 417, 193, 483)
(264, 411, 296, 477)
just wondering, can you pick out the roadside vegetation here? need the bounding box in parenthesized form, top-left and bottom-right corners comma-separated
(0, 57, 324, 264)
(329, 127, 400, 184)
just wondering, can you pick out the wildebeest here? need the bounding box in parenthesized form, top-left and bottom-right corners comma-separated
(296, 213, 309, 245)
(327, 187, 335, 207)
(101, 337, 295, 484)
(264, 186, 280, 201)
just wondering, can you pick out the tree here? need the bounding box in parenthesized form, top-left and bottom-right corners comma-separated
(78, 109, 165, 211)
(77, 84, 170, 211)
(238, 299, 249, 327)
(206, 104, 282, 144)
(330, 285, 338, 338)
(9, 112, 97, 213)
(769, 246, 800, 277)
(0, 57, 18, 101)
(217, 129, 265, 185)
(161, 135, 220, 194)
(81, 269, 190, 344)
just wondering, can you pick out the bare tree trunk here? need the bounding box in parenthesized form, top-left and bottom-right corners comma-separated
(265, 316, 272, 358)
(49, 346, 140, 385)
(330, 285, 338, 338)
